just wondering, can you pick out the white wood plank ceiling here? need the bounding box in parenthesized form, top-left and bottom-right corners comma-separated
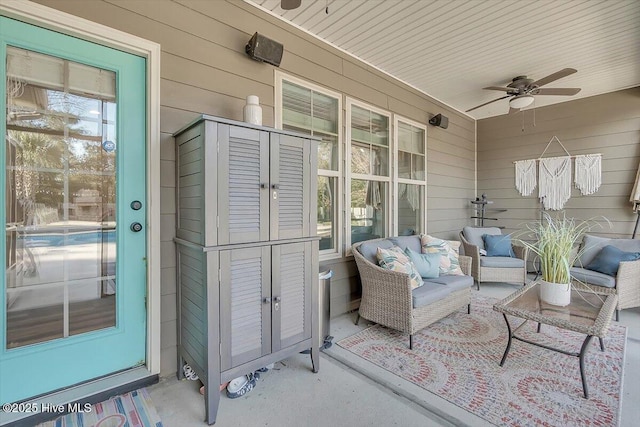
(246, 0, 640, 119)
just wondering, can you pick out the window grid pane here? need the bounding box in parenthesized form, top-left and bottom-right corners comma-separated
(398, 183, 424, 236)
(317, 176, 336, 251)
(351, 179, 386, 244)
(281, 79, 341, 254)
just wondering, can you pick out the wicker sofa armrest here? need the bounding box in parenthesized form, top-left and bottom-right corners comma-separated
(512, 244, 528, 261)
(352, 244, 413, 303)
(616, 258, 640, 310)
(352, 244, 414, 332)
(459, 232, 480, 259)
(458, 255, 472, 276)
(459, 232, 480, 279)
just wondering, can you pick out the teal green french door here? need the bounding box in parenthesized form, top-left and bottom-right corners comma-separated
(0, 17, 147, 404)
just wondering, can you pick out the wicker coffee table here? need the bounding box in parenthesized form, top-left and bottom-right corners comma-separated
(493, 282, 618, 398)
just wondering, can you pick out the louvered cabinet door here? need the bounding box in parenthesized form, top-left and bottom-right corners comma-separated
(219, 247, 271, 371)
(218, 124, 270, 245)
(269, 134, 312, 240)
(271, 242, 313, 352)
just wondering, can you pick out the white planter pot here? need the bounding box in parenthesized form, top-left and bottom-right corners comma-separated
(539, 280, 571, 306)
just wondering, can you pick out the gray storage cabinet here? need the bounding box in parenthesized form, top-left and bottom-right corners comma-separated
(174, 116, 319, 425)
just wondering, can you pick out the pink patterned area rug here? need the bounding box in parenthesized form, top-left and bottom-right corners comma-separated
(338, 294, 626, 427)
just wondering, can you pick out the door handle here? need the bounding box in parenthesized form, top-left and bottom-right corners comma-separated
(130, 222, 143, 232)
(130, 200, 142, 210)
(263, 297, 272, 304)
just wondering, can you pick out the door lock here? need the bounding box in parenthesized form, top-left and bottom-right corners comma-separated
(130, 222, 143, 232)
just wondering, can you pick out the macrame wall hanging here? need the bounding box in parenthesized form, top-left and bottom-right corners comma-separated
(539, 156, 572, 210)
(513, 136, 602, 210)
(514, 159, 537, 196)
(574, 154, 602, 195)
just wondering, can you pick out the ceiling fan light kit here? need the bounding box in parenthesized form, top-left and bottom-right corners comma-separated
(509, 94, 534, 109)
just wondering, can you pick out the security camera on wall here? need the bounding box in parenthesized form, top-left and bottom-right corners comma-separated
(246, 32, 283, 67)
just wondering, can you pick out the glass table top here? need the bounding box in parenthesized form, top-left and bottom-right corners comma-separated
(493, 282, 618, 336)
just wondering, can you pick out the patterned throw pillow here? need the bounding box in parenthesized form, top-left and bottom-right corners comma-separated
(376, 246, 424, 289)
(420, 235, 465, 276)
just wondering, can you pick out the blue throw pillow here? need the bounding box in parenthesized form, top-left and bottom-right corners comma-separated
(405, 247, 441, 279)
(482, 234, 515, 257)
(586, 245, 640, 276)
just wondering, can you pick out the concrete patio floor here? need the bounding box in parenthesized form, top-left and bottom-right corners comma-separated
(149, 282, 640, 427)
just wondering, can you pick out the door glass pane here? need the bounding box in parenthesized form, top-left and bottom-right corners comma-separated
(317, 176, 336, 251)
(351, 179, 386, 244)
(398, 184, 424, 236)
(5, 46, 117, 349)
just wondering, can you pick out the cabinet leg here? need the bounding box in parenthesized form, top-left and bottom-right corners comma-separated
(177, 355, 185, 380)
(311, 345, 320, 373)
(204, 382, 220, 425)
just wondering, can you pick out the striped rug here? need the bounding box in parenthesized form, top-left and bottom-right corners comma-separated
(38, 388, 163, 427)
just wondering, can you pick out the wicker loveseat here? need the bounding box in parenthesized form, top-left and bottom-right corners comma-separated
(570, 234, 640, 320)
(352, 235, 473, 349)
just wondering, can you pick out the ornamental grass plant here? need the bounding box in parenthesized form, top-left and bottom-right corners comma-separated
(518, 213, 609, 284)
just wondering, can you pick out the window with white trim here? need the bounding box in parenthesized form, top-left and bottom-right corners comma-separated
(347, 99, 391, 248)
(275, 72, 342, 258)
(394, 117, 427, 236)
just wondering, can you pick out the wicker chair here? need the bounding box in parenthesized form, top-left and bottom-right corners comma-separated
(570, 234, 640, 321)
(459, 227, 528, 290)
(352, 237, 472, 349)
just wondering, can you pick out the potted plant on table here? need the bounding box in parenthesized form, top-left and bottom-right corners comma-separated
(518, 213, 607, 306)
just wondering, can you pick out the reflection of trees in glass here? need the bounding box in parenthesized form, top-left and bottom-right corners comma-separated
(11, 131, 65, 220)
(351, 179, 367, 210)
(317, 177, 331, 221)
(8, 90, 116, 224)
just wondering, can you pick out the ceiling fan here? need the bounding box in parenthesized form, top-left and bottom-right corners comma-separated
(466, 68, 581, 114)
(281, 0, 302, 10)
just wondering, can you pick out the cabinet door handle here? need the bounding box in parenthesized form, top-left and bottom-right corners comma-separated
(260, 183, 268, 189)
(273, 296, 281, 302)
(271, 183, 280, 190)
(263, 297, 272, 304)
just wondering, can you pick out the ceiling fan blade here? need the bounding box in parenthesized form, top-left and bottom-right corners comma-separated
(508, 107, 520, 115)
(483, 86, 512, 92)
(465, 95, 512, 112)
(534, 88, 581, 96)
(531, 68, 577, 87)
(281, 0, 302, 10)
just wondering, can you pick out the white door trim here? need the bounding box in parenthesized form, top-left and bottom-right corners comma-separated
(0, 0, 162, 375)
